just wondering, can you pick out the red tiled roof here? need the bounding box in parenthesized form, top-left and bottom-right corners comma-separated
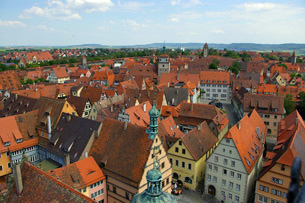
(225, 110, 267, 174)
(48, 157, 106, 189)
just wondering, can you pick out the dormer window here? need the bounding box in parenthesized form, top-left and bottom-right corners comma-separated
(4, 141, 10, 147)
(16, 138, 23, 144)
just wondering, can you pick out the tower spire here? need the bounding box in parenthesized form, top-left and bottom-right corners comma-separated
(146, 92, 159, 140)
(163, 40, 166, 54)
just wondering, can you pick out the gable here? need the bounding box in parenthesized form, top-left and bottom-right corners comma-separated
(168, 138, 194, 160)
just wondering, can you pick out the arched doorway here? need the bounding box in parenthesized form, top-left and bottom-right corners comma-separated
(208, 185, 216, 196)
(184, 177, 192, 184)
(173, 173, 179, 180)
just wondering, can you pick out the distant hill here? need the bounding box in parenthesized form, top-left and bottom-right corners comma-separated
(2, 43, 305, 54)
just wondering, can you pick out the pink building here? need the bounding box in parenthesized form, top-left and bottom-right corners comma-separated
(48, 156, 107, 203)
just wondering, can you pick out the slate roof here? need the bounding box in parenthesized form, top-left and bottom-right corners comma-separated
(0, 94, 38, 117)
(181, 121, 218, 161)
(6, 162, 94, 203)
(48, 156, 106, 190)
(164, 87, 188, 106)
(41, 113, 101, 163)
(89, 118, 153, 187)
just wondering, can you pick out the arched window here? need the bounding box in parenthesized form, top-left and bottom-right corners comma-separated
(267, 129, 272, 134)
(184, 177, 192, 184)
(173, 172, 178, 179)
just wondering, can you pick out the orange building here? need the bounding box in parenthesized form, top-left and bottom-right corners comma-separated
(255, 110, 305, 203)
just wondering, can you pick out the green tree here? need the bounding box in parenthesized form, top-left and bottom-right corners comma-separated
(212, 58, 220, 66)
(209, 63, 218, 69)
(279, 56, 284, 62)
(228, 60, 241, 75)
(297, 58, 304, 64)
(284, 94, 295, 116)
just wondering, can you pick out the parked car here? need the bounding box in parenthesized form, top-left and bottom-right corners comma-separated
(209, 101, 223, 109)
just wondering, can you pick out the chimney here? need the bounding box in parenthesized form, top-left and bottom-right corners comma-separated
(177, 72, 180, 81)
(167, 82, 169, 87)
(110, 105, 114, 113)
(296, 117, 299, 126)
(47, 115, 52, 140)
(65, 153, 70, 165)
(14, 163, 23, 194)
(172, 98, 175, 105)
(84, 152, 88, 158)
(143, 102, 146, 112)
(197, 123, 202, 130)
(123, 121, 128, 131)
(237, 122, 241, 130)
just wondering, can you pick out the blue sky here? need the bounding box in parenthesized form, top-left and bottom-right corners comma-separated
(0, 0, 305, 46)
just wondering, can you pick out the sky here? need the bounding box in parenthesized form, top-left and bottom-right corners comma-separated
(0, 0, 305, 46)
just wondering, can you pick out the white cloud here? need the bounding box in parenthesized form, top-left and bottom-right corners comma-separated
(118, 1, 154, 10)
(169, 17, 179, 22)
(19, 0, 114, 20)
(211, 29, 224, 34)
(237, 2, 277, 11)
(171, 0, 181, 6)
(122, 19, 147, 29)
(37, 25, 57, 31)
(0, 20, 26, 27)
(98, 26, 105, 30)
(169, 11, 202, 22)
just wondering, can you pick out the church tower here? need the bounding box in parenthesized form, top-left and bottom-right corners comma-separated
(158, 44, 170, 77)
(291, 51, 296, 65)
(203, 43, 208, 58)
(146, 99, 159, 140)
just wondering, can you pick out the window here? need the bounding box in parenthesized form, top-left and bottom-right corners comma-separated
(236, 184, 240, 191)
(223, 148, 225, 152)
(6, 151, 9, 156)
(169, 158, 172, 164)
(182, 162, 185, 168)
(231, 161, 235, 167)
(235, 196, 239, 202)
(83, 187, 86, 193)
(272, 177, 283, 185)
(113, 186, 116, 194)
(283, 192, 287, 198)
(166, 178, 169, 185)
(258, 195, 263, 202)
(214, 156, 218, 162)
(175, 160, 179, 166)
(223, 169, 227, 175)
(222, 179, 226, 186)
(229, 150, 232, 154)
(226, 139, 230, 143)
(224, 159, 228, 165)
(179, 141, 182, 145)
(273, 122, 277, 127)
(8, 163, 11, 168)
(0, 165, 2, 171)
(182, 149, 186, 154)
(213, 176, 217, 183)
(229, 193, 232, 199)
(175, 147, 179, 153)
(274, 115, 278, 119)
(188, 163, 192, 170)
(229, 182, 233, 189)
(237, 173, 241, 180)
(214, 166, 218, 172)
(162, 181, 165, 188)
(161, 162, 165, 169)
(265, 115, 270, 118)
(230, 171, 234, 178)
(207, 174, 211, 181)
(208, 164, 212, 170)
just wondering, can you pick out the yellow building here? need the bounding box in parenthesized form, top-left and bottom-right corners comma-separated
(168, 121, 219, 190)
(255, 110, 305, 203)
(0, 116, 24, 177)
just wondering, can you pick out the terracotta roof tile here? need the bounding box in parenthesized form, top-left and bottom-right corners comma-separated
(48, 157, 106, 189)
(6, 162, 94, 203)
(89, 118, 153, 187)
